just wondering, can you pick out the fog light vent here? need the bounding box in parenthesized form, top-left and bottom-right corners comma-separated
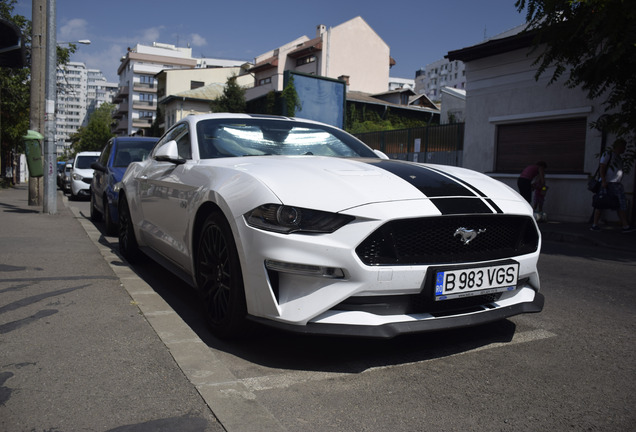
(265, 260, 344, 279)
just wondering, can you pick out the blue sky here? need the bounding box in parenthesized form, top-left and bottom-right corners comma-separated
(15, 0, 527, 83)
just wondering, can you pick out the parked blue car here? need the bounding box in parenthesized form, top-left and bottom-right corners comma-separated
(90, 136, 158, 235)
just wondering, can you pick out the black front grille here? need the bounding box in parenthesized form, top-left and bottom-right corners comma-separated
(356, 215, 539, 266)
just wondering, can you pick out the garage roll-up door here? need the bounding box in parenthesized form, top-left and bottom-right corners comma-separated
(495, 117, 587, 174)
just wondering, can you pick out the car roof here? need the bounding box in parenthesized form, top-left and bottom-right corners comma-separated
(179, 113, 329, 128)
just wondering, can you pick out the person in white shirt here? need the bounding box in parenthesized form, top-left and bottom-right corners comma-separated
(590, 139, 635, 233)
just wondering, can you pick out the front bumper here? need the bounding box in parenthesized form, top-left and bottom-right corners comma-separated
(248, 292, 544, 339)
(236, 200, 542, 334)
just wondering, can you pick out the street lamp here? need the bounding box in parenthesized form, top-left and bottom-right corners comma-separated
(58, 39, 91, 45)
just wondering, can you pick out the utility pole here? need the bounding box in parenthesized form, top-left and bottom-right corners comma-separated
(29, 0, 45, 206)
(43, 0, 57, 214)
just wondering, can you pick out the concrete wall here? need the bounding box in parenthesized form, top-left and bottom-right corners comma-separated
(461, 47, 631, 222)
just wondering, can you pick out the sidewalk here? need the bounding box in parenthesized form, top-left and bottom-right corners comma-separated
(0, 185, 223, 432)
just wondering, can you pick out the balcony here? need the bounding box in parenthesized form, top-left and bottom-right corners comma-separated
(132, 100, 157, 111)
(112, 86, 129, 103)
(133, 82, 157, 93)
(132, 118, 153, 129)
(114, 118, 128, 134)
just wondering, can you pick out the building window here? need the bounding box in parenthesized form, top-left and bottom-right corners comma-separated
(296, 55, 316, 67)
(258, 77, 272, 86)
(191, 80, 205, 90)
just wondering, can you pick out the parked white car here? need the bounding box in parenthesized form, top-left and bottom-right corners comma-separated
(70, 151, 100, 199)
(118, 114, 544, 339)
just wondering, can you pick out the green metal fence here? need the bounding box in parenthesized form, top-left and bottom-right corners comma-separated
(354, 123, 465, 166)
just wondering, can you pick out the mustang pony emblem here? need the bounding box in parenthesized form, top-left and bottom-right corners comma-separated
(454, 227, 486, 245)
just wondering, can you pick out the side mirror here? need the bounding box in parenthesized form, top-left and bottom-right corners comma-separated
(154, 140, 186, 165)
(91, 161, 107, 173)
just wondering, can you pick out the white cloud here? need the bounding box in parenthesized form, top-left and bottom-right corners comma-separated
(139, 26, 164, 44)
(59, 18, 89, 42)
(190, 33, 207, 47)
(74, 44, 124, 83)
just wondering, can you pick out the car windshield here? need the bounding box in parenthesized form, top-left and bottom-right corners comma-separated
(113, 141, 156, 167)
(196, 118, 378, 159)
(75, 155, 98, 169)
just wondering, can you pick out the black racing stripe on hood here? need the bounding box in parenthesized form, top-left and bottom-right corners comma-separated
(430, 198, 494, 214)
(425, 165, 504, 214)
(361, 159, 475, 198)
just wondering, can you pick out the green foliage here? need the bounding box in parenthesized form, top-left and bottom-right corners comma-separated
(345, 104, 431, 134)
(147, 105, 164, 137)
(70, 103, 115, 154)
(281, 76, 301, 117)
(1, 0, 30, 172)
(210, 75, 246, 113)
(1, 0, 78, 177)
(516, 0, 636, 165)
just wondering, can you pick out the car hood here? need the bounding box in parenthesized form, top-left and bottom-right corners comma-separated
(205, 156, 526, 215)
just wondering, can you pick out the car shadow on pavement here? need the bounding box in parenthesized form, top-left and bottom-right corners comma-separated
(89, 217, 519, 374)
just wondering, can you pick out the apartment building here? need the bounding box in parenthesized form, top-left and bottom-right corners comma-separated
(113, 43, 197, 136)
(113, 43, 248, 136)
(156, 67, 253, 130)
(55, 62, 116, 156)
(245, 16, 393, 102)
(414, 58, 466, 102)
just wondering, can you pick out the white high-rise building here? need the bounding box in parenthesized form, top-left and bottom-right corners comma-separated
(414, 59, 466, 102)
(55, 62, 117, 156)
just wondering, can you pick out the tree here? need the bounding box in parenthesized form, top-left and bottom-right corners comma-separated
(70, 103, 114, 154)
(1, 0, 30, 183)
(210, 75, 246, 113)
(516, 0, 636, 164)
(1, 0, 80, 183)
(147, 105, 164, 137)
(281, 75, 301, 117)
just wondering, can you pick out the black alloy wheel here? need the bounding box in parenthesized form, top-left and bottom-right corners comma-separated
(118, 196, 140, 263)
(196, 211, 247, 339)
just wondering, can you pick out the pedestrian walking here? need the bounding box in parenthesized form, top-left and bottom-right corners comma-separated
(590, 139, 635, 233)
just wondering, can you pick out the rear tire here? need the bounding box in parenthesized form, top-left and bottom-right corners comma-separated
(103, 196, 116, 236)
(118, 196, 140, 263)
(90, 192, 102, 222)
(196, 211, 247, 339)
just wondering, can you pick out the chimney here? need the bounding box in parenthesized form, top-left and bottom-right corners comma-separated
(316, 25, 326, 37)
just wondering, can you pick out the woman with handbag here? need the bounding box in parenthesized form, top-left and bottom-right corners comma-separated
(590, 139, 635, 233)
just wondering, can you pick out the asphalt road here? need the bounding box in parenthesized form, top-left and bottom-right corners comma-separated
(69, 196, 636, 432)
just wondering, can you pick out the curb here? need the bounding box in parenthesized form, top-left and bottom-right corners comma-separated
(64, 197, 287, 432)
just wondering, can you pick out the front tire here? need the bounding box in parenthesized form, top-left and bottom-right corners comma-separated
(118, 195, 140, 263)
(196, 212, 247, 339)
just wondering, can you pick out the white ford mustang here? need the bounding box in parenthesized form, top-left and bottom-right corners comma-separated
(118, 113, 543, 338)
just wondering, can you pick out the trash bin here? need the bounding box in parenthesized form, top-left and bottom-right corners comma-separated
(23, 130, 44, 178)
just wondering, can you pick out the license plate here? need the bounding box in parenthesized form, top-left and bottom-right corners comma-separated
(434, 262, 518, 301)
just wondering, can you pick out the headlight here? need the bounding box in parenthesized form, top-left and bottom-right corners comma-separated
(245, 204, 354, 234)
(72, 173, 83, 181)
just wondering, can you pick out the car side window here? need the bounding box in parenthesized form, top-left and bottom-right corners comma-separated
(153, 124, 191, 159)
(175, 131, 191, 159)
(99, 140, 113, 166)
